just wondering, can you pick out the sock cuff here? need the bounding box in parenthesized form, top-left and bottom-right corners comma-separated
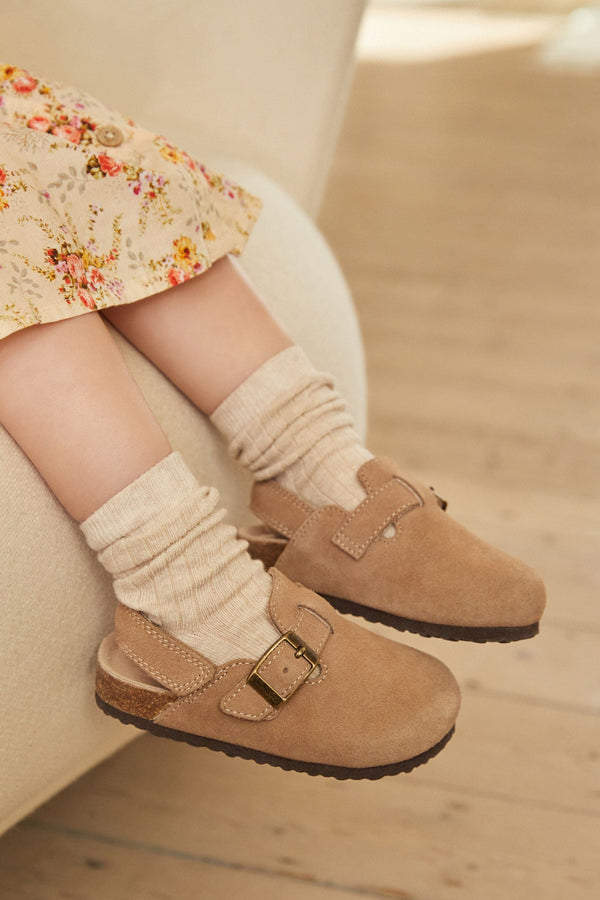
(97, 487, 223, 576)
(210, 345, 333, 441)
(80, 451, 201, 552)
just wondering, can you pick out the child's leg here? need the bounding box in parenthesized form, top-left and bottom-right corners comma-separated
(0, 312, 277, 663)
(0, 314, 171, 522)
(0, 309, 462, 776)
(103, 255, 373, 511)
(103, 255, 293, 415)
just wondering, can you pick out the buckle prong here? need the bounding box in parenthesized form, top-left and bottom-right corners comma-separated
(246, 631, 318, 708)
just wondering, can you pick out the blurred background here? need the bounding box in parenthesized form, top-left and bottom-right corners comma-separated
(1, 1, 599, 897)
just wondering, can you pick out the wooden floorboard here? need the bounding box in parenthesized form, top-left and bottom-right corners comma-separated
(1, 734, 596, 900)
(1, 12, 599, 900)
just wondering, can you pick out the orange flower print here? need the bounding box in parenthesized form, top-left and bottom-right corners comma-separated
(43, 239, 124, 310)
(52, 124, 81, 144)
(97, 154, 123, 177)
(88, 268, 106, 291)
(77, 289, 96, 309)
(12, 72, 37, 93)
(27, 115, 53, 132)
(66, 254, 85, 283)
(0, 167, 5, 210)
(154, 136, 197, 170)
(0, 64, 19, 82)
(181, 151, 197, 171)
(167, 267, 188, 286)
(173, 235, 199, 271)
(159, 144, 184, 165)
(0, 66, 38, 96)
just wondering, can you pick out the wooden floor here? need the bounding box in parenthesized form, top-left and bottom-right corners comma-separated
(2, 16, 600, 900)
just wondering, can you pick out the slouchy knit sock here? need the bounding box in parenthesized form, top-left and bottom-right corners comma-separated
(80, 452, 279, 666)
(210, 346, 373, 511)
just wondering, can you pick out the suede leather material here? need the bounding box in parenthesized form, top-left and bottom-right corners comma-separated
(250, 480, 314, 539)
(219, 579, 332, 721)
(147, 572, 460, 767)
(115, 604, 215, 695)
(358, 457, 403, 492)
(102, 571, 460, 768)
(331, 476, 422, 559)
(220, 635, 320, 721)
(250, 459, 546, 629)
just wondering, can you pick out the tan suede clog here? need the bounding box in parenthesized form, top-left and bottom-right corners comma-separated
(241, 458, 546, 643)
(95, 570, 460, 779)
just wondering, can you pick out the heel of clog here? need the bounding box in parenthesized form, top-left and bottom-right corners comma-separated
(95, 662, 174, 720)
(95, 634, 176, 720)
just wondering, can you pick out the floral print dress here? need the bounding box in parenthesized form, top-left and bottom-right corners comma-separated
(0, 63, 262, 339)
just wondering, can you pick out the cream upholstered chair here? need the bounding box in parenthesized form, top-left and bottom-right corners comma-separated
(0, 0, 368, 833)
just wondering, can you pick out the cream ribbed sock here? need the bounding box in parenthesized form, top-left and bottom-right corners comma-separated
(80, 452, 279, 666)
(210, 346, 373, 511)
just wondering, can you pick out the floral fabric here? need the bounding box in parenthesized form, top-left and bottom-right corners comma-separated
(0, 63, 262, 338)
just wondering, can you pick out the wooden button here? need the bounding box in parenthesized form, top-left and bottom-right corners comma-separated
(96, 124, 123, 147)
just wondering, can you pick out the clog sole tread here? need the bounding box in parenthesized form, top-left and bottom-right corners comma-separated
(95, 692, 455, 780)
(323, 593, 539, 643)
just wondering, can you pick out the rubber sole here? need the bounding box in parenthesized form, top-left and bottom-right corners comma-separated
(322, 592, 539, 643)
(95, 693, 455, 781)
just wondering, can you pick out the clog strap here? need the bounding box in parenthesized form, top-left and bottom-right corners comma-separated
(331, 476, 423, 560)
(220, 572, 332, 722)
(250, 458, 426, 560)
(115, 604, 215, 695)
(249, 480, 315, 538)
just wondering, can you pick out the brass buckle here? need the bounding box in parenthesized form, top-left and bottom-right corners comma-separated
(246, 631, 319, 708)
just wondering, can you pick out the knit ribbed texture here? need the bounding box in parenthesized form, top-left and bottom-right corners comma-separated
(210, 346, 373, 511)
(81, 452, 278, 666)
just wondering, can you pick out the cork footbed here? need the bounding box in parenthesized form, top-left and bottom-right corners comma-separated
(96, 634, 177, 719)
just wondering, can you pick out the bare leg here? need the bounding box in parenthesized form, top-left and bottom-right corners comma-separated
(102, 254, 372, 510)
(0, 313, 171, 521)
(103, 255, 292, 414)
(0, 309, 279, 662)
